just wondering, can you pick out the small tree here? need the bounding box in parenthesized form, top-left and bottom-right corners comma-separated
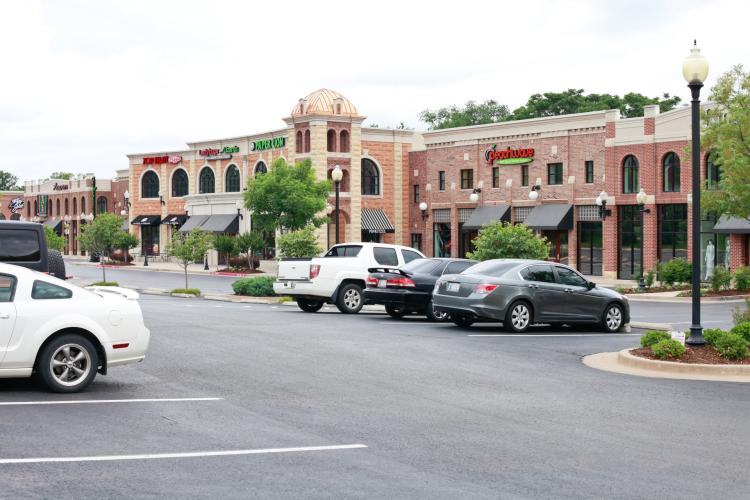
(236, 231, 265, 270)
(213, 234, 237, 265)
(277, 226, 322, 258)
(78, 213, 124, 282)
(467, 222, 550, 261)
(113, 231, 139, 263)
(43, 226, 66, 252)
(169, 229, 213, 290)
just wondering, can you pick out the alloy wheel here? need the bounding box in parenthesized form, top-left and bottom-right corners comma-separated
(49, 344, 91, 388)
(344, 289, 361, 310)
(606, 306, 622, 331)
(511, 304, 530, 330)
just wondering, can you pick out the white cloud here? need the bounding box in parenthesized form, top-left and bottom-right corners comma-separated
(0, 0, 746, 181)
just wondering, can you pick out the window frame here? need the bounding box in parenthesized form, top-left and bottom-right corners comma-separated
(413, 184, 420, 204)
(31, 280, 73, 300)
(622, 155, 639, 194)
(706, 152, 721, 190)
(492, 166, 500, 188)
(521, 165, 529, 187)
(438, 171, 446, 191)
(225, 165, 241, 192)
(547, 163, 563, 185)
(373, 247, 399, 266)
(585, 160, 594, 184)
(662, 152, 681, 193)
(361, 158, 381, 196)
(554, 265, 588, 287)
(141, 170, 160, 199)
(460, 169, 473, 190)
(171, 168, 189, 197)
(198, 167, 215, 194)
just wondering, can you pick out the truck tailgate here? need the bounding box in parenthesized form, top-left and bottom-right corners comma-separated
(277, 258, 312, 281)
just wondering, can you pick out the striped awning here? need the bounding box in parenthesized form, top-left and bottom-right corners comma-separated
(361, 208, 395, 234)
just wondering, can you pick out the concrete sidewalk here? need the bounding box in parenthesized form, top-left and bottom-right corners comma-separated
(65, 255, 278, 277)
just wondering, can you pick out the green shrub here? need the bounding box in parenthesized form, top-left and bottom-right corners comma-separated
(734, 266, 750, 291)
(232, 276, 275, 296)
(91, 281, 119, 287)
(640, 330, 671, 348)
(660, 258, 692, 287)
(714, 333, 749, 360)
(171, 288, 200, 296)
(702, 328, 727, 345)
(732, 298, 750, 325)
(277, 226, 322, 258)
(729, 322, 750, 343)
(710, 266, 732, 292)
(644, 268, 656, 288)
(651, 339, 686, 359)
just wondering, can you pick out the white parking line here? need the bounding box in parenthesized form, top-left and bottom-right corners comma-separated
(468, 334, 641, 337)
(0, 397, 223, 406)
(0, 444, 368, 464)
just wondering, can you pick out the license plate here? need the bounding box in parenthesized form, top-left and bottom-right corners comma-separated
(286, 281, 295, 289)
(377, 279, 387, 288)
(447, 282, 460, 292)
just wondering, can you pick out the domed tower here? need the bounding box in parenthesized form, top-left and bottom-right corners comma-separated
(284, 89, 366, 246)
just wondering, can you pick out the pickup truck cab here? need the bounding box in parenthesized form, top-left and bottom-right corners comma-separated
(274, 242, 425, 314)
(0, 221, 66, 280)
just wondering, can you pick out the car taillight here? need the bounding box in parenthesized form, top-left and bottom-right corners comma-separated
(310, 265, 321, 279)
(366, 275, 379, 287)
(474, 283, 499, 294)
(387, 277, 416, 288)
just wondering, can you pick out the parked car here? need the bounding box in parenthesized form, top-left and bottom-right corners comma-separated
(273, 243, 425, 314)
(432, 259, 629, 333)
(363, 258, 477, 321)
(0, 220, 66, 279)
(0, 263, 150, 392)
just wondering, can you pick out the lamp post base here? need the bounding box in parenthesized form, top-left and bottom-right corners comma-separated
(686, 325, 706, 346)
(143, 254, 149, 267)
(638, 276, 646, 292)
(204, 256, 209, 271)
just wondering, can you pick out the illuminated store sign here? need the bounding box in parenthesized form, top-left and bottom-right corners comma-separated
(200, 146, 239, 156)
(250, 136, 285, 152)
(8, 198, 24, 214)
(485, 145, 535, 165)
(143, 155, 182, 165)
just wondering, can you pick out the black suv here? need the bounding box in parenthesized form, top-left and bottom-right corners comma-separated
(0, 221, 66, 279)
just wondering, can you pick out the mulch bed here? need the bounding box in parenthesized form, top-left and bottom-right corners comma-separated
(631, 345, 750, 365)
(218, 268, 263, 274)
(622, 286, 690, 294)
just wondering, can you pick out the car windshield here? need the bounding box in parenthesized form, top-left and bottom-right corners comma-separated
(461, 260, 518, 278)
(401, 259, 441, 274)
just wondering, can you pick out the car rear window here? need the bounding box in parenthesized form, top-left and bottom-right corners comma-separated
(373, 247, 398, 266)
(32, 280, 72, 300)
(0, 274, 16, 302)
(444, 261, 476, 275)
(325, 245, 362, 257)
(462, 261, 517, 278)
(402, 258, 441, 274)
(0, 229, 41, 262)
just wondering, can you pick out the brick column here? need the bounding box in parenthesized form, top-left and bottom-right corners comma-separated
(643, 204, 658, 273)
(730, 234, 748, 271)
(450, 207, 459, 258)
(603, 209, 618, 279)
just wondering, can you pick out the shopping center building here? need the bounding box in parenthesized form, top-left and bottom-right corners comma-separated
(127, 88, 749, 279)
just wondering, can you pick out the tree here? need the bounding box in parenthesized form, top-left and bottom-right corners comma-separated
(420, 100, 510, 130)
(169, 229, 213, 290)
(276, 226, 322, 258)
(78, 213, 125, 282)
(467, 222, 550, 261)
(236, 231, 265, 270)
(702, 65, 750, 219)
(243, 157, 330, 232)
(43, 226, 65, 252)
(113, 231, 139, 262)
(50, 172, 74, 180)
(0, 170, 21, 191)
(213, 234, 237, 265)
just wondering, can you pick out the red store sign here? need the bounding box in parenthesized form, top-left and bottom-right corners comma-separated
(143, 155, 182, 165)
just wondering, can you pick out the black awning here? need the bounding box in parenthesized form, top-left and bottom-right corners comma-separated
(130, 215, 161, 226)
(713, 215, 750, 234)
(462, 205, 511, 230)
(161, 214, 188, 226)
(361, 208, 395, 234)
(524, 204, 574, 230)
(178, 215, 209, 233)
(201, 214, 240, 234)
(43, 219, 63, 233)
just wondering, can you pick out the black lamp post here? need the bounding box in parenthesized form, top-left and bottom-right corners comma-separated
(331, 165, 343, 244)
(636, 188, 651, 291)
(683, 41, 710, 346)
(89, 176, 100, 262)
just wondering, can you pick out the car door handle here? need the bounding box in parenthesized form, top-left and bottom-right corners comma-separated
(0, 313, 9, 319)
(564, 288, 573, 293)
(527, 284, 538, 289)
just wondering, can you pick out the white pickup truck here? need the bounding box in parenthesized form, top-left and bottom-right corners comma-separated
(273, 243, 425, 314)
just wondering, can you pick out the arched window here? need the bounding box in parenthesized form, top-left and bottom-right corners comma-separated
(64, 198, 69, 215)
(172, 168, 189, 197)
(362, 158, 380, 196)
(34, 200, 38, 216)
(141, 170, 160, 198)
(706, 151, 721, 190)
(254, 162, 267, 177)
(81, 196, 86, 216)
(296, 130, 303, 154)
(199, 167, 215, 194)
(225, 165, 241, 191)
(622, 155, 639, 194)
(304, 129, 311, 153)
(26, 203, 30, 218)
(97, 196, 107, 214)
(339, 130, 350, 153)
(72, 197, 77, 215)
(662, 152, 680, 192)
(327, 129, 337, 152)
(56, 199, 60, 216)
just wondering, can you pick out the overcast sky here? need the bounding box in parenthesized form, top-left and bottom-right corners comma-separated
(0, 0, 746, 182)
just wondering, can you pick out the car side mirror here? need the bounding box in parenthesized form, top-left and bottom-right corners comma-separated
(587, 281, 596, 290)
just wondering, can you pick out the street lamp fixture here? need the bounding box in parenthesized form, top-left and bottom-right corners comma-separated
(528, 184, 541, 201)
(331, 165, 343, 244)
(683, 40, 709, 346)
(636, 188, 651, 213)
(123, 190, 131, 209)
(595, 190, 612, 220)
(469, 188, 482, 204)
(158, 190, 165, 206)
(236, 201, 243, 220)
(419, 201, 428, 221)
(635, 188, 651, 291)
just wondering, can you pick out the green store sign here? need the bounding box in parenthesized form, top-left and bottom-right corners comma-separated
(250, 136, 286, 152)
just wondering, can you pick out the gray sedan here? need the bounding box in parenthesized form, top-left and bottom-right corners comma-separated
(432, 259, 629, 333)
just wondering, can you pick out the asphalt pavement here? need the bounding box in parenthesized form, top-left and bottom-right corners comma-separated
(1, 297, 748, 499)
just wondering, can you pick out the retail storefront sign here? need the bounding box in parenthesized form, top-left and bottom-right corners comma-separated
(485, 145, 535, 165)
(168, 155, 182, 164)
(8, 198, 24, 214)
(200, 146, 239, 156)
(144, 156, 169, 165)
(250, 136, 285, 152)
(53, 182, 69, 191)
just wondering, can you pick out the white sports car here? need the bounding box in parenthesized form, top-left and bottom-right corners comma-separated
(0, 263, 150, 392)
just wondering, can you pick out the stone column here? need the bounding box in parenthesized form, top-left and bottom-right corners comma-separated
(349, 123, 362, 242)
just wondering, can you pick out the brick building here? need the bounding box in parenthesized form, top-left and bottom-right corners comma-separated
(1, 190, 24, 220)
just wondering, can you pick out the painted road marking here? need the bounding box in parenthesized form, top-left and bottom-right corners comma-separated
(468, 334, 641, 337)
(0, 397, 223, 406)
(0, 444, 368, 464)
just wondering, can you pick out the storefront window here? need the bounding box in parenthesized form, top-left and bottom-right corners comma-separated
(96, 196, 107, 215)
(362, 159, 380, 195)
(199, 168, 215, 194)
(578, 221, 602, 275)
(433, 223, 451, 257)
(542, 230, 568, 265)
(662, 152, 681, 192)
(622, 155, 639, 194)
(701, 214, 729, 280)
(226, 165, 241, 191)
(658, 204, 687, 263)
(172, 168, 189, 197)
(141, 225, 160, 256)
(141, 171, 159, 198)
(619, 205, 642, 279)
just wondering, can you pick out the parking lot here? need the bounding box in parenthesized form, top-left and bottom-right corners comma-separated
(1, 295, 749, 499)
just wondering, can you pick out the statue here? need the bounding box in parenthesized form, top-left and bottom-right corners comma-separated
(705, 240, 715, 280)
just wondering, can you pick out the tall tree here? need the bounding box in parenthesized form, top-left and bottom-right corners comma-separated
(78, 213, 126, 282)
(0, 170, 21, 191)
(243, 157, 330, 232)
(702, 65, 750, 219)
(420, 100, 511, 130)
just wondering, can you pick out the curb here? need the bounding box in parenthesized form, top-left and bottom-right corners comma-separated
(629, 321, 673, 331)
(626, 294, 750, 303)
(66, 260, 271, 277)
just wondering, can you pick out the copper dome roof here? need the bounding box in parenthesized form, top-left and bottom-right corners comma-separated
(292, 89, 358, 117)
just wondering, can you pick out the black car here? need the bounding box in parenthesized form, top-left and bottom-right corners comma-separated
(363, 258, 477, 321)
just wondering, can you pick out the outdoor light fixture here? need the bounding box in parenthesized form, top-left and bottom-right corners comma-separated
(683, 40, 709, 346)
(331, 165, 343, 244)
(469, 187, 482, 204)
(158, 190, 165, 206)
(123, 190, 131, 209)
(419, 201, 428, 220)
(120, 210, 127, 216)
(528, 184, 541, 201)
(595, 190, 612, 220)
(236, 201, 243, 220)
(636, 188, 650, 213)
